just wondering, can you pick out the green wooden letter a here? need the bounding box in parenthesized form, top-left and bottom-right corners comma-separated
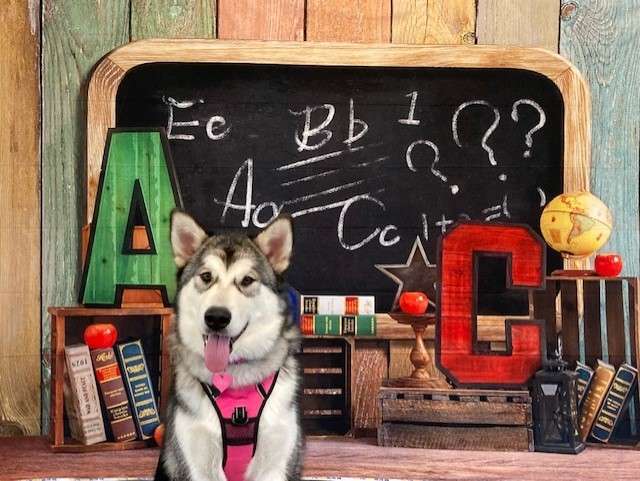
(80, 129, 182, 306)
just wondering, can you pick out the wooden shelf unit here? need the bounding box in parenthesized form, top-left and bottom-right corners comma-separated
(48, 306, 173, 453)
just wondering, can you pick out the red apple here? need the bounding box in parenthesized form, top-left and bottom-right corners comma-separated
(399, 291, 429, 315)
(83, 323, 118, 349)
(595, 253, 623, 277)
(154, 423, 165, 447)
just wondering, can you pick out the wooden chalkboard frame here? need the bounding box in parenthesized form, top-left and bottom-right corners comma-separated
(87, 39, 591, 226)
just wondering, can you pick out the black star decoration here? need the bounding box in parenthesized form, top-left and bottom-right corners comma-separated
(375, 237, 438, 311)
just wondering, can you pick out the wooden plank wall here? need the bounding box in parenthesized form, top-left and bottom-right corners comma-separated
(0, 0, 635, 435)
(0, 0, 41, 436)
(559, 0, 640, 285)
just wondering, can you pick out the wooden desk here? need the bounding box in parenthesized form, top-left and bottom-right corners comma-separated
(2, 436, 639, 481)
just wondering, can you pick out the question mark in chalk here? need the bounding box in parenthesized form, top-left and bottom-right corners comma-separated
(405, 139, 459, 195)
(511, 99, 546, 158)
(452, 100, 500, 166)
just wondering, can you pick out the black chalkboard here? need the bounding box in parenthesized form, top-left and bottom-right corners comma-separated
(116, 63, 563, 311)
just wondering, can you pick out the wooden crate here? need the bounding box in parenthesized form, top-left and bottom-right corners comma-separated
(48, 306, 173, 453)
(300, 338, 351, 435)
(378, 386, 533, 451)
(531, 276, 640, 447)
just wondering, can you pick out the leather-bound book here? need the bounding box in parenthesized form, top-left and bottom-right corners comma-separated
(90, 347, 137, 442)
(64, 344, 107, 445)
(578, 359, 615, 441)
(116, 339, 161, 440)
(591, 363, 638, 443)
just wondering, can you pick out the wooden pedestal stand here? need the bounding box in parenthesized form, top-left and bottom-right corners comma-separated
(383, 313, 449, 389)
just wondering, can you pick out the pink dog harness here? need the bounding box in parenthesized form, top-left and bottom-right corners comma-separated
(201, 371, 279, 481)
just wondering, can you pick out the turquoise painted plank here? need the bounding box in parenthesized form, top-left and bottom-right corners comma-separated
(560, 0, 640, 276)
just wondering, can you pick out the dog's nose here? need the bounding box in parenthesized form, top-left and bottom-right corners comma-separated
(204, 307, 231, 331)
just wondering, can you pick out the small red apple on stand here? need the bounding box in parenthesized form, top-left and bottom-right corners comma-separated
(399, 291, 429, 315)
(594, 253, 623, 277)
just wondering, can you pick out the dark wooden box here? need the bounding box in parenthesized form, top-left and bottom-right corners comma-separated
(48, 306, 173, 453)
(300, 338, 351, 435)
(531, 276, 640, 447)
(378, 386, 533, 451)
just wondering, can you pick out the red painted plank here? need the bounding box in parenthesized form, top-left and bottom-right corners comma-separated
(306, 0, 391, 42)
(218, 0, 304, 40)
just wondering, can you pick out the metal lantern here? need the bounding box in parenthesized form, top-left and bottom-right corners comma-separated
(531, 349, 585, 454)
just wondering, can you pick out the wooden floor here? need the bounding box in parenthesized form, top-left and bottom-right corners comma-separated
(2, 436, 640, 481)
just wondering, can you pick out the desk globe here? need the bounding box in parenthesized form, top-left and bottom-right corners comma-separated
(539, 191, 612, 258)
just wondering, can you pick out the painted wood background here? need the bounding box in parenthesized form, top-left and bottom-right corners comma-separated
(0, 0, 637, 436)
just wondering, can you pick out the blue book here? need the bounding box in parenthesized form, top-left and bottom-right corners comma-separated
(116, 340, 161, 440)
(575, 361, 594, 407)
(590, 363, 638, 443)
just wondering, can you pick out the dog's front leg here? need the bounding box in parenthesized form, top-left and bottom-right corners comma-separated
(173, 409, 227, 481)
(247, 407, 301, 481)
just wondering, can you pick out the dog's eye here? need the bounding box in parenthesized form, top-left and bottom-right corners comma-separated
(240, 275, 255, 287)
(199, 271, 213, 284)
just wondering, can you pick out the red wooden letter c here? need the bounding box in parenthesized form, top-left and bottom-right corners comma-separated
(436, 222, 546, 387)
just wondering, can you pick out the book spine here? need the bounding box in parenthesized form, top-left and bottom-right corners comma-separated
(341, 315, 356, 336)
(116, 340, 161, 440)
(355, 315, 376, 336)
(578, 360, 616, 441)
(90, 347, 138, 442)
(575, 361, 595, 406)
(64, 344, 107, 445)
(313, 315, 342, 335)
(301, 295, 375, 315)
(590, 363, 638, 442)
(301, 314, 314, 335)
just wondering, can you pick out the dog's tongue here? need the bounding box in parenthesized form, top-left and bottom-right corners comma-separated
(204, 334, 230, 374)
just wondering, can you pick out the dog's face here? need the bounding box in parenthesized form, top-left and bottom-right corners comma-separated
(170, 211, 293, 371)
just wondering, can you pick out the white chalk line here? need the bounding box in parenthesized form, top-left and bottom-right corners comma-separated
(354, 155, 390, 168)
(280, 169, 341, 187)
(276, 142, 381, 172)
(290, 188, 386, 218)
(282, 180, 365, 205)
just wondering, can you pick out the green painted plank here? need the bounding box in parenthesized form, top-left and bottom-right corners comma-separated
(130, 0, 216, 39)
(41, 0, 129, 434)
(560, 0, 639, 277)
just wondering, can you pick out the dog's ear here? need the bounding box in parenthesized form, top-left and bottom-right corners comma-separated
(170, 210, 207, 268)
(254, 215, 293, 274)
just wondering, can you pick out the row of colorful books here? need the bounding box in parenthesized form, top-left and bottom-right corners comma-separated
(300, 295, 376, 336)
(576, 360, 638, 443)
(64, 339, 160, 445)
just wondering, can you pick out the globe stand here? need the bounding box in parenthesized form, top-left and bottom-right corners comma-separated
(550, 251, 595, 277)
(551, 269, 596, 277)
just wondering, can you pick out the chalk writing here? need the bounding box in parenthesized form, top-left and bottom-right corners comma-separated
(511, 99, 546, 158)
(157, 92, 551, 255)
(290, 104, 335, 152)
(398, 91, 420, 125)
(452, 100, 500, 166)
(163, 96, 203, 140)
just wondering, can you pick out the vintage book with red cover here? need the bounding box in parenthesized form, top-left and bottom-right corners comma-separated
(64, 344, 107, 445)
(90, 347, 137, 442)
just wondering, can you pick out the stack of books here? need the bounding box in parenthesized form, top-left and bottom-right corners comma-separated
(576, 360, 638, 443)
(64, 338, 161, 446)
(300, 295, 376, 336)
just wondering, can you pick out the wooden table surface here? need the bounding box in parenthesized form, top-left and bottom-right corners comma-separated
(2, 436, 640, 481)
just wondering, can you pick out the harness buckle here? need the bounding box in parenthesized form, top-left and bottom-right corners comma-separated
(232, 406, 249, 425)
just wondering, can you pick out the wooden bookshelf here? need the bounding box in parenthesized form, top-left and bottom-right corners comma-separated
(48, 306, 173, 453)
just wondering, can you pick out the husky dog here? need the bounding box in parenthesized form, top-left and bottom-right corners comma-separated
(155, 210, 303, 481)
